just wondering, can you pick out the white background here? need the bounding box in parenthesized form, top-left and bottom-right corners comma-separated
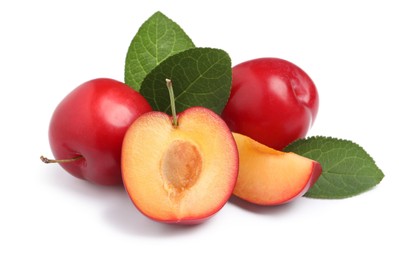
(1, 1, 398, 259)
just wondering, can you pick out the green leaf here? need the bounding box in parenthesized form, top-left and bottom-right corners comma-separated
(140, 47, 232, 115)
(284, 136, 384, 199)
(124, 11, 195, 90)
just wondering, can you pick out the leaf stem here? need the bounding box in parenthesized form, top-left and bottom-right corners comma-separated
(166, 79, 178, 127)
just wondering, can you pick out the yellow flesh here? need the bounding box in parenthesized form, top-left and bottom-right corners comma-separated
(232, 133, 313, 204)
(122, 109, 238, 221)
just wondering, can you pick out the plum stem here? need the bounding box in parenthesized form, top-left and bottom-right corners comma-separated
(40, 155, 83, 164)
(166, 79, 178, 127)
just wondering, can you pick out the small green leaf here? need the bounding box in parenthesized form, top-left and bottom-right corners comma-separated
(284, 136, 384, 199)
(124, 11, 195, 90)
(140, 47, 232, 115)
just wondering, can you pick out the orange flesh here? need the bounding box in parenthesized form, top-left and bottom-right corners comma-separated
(121, 108, 238, 222)
(232, 133, 316, 205)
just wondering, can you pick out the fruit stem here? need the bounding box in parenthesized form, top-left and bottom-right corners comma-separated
(40, 155, 83, 164)
(166, 79, 178, 127)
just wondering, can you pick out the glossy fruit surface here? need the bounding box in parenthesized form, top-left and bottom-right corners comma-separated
(121, 107, 238, 224)
(48, 78, 152, 185)
(222, 58, 319, 150)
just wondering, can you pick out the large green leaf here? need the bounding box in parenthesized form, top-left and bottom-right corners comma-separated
(124, 11, 195, 90)
(284, 136, 384, 199)
(140, 47, 232, 115)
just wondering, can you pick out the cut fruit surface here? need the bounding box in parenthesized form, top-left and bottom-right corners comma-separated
(122, 107, 238, 223)
(232, 133, 322, 205)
